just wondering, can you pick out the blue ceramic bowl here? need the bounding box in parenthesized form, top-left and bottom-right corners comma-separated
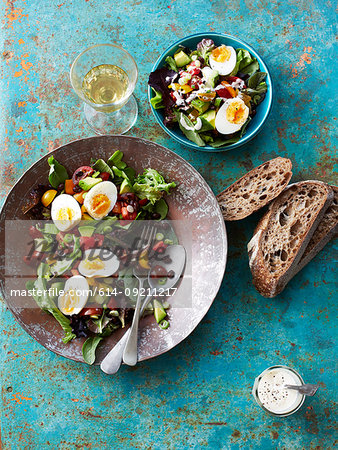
(148, 32, 273, 152)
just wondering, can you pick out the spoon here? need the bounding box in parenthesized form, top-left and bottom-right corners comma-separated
(284, 384, 319, 396)
(100, 245, 186, 374)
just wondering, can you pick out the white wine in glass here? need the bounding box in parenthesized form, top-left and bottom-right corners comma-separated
(83, 64, 129, 110)
(70, 44, 138, 135)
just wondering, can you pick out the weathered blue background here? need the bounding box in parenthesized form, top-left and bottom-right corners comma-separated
(1, 0, 337, 448)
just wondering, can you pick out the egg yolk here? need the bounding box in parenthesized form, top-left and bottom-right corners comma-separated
(83, 257, 104, 271)
(211, 45, 231, 63)
(226, 100, 247, 124)
(56, 207, 75, 221)
(60, 290, 79, 314)
(91, 194, 111, 215)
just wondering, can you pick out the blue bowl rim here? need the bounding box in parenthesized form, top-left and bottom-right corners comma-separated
(148, 31, 273, 152)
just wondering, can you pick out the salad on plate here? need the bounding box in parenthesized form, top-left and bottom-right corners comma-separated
(149, 38, 268, 147)
(22, 150, 177, 364)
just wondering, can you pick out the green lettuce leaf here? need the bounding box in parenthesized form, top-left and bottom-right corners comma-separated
(48, 156, 68, 188)
(247, 71, 267, 89)
(231, 48, 259, 76)
(165, 56, 178, 72)
(133, 169, 176, 204)
(27, 278, 76, 343)
(150, 88, 164, 109)
(175, 111, 206, 147)
(82, 336, 103, 364)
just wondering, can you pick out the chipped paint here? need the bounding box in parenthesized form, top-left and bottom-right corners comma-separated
(11, 393, 33, 404)
(4, 7, 28, 30)
(291, 46, 315, 78)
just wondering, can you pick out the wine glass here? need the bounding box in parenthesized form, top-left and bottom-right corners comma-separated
(70, 44, 138, 135)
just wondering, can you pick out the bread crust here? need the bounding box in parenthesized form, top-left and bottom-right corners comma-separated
(217, 157, 292, 221)
(248, 181, 334, 297)
(294, 186, 338, 274)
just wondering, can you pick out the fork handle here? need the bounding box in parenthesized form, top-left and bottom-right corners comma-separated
(123, 280, 145, 366)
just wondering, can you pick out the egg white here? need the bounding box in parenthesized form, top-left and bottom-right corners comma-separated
(51, 194, 82, 232)
(215, 98, 249, 135)
(78, 249, 120, 278)
(84, 181, 117, 220)
(209, 45, 237, 76)
(58, 275, 89, 316)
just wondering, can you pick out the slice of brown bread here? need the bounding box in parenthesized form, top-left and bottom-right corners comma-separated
(217, 157, 292, 221)
(247, 181, 334, 298)
(294, 185, 338, 274)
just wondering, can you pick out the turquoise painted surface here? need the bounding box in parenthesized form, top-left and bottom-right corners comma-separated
(0, 0, 337, 448)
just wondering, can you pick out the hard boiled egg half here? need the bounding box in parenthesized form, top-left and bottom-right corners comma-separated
(58, 275, 89, 316)
(78, 249, 120, 278)
(51, 194, 82, 232)
(84, 181, 117, 220)
(215, 97, 249, 135)
(209, 45, 237, 76)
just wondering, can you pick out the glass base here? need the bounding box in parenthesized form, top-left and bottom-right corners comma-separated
(83, 95, 138, 135)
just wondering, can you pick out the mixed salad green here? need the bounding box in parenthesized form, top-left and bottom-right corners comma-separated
(23, 150, 177, 364)
(149, 38, 268, 147)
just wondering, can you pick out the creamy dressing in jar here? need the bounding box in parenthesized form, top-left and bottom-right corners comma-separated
(252, 366, 305, 416)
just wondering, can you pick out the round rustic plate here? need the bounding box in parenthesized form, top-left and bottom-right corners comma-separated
(0, 136, 227, 364)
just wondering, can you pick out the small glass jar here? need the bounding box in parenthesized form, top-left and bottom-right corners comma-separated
(252, 365, 305, 417)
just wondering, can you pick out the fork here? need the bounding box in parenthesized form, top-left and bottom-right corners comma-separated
(100, 223, 155, 373)
(123, 224, 156, 366)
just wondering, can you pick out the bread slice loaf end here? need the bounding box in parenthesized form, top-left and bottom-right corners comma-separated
(248, 181, 334, 297)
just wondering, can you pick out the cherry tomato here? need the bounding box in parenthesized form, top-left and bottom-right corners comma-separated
(100, 172, 110, 181)
(72, 166, 94, 185)
(41, 189, 57, 207)
(189, 76, 203, 88)
(226, 76, 246, 88)
(79, 234, 104, 250)
(215, 85, 233, 99)
(79, 308, 103, 317)
(152, 241, 168, 252)
(112, 201, 122, 214)
(138, 198, 148, 206)
(121, 206, 137, 221)
(150, 265, 167, 278)
(92, 233, 105, 247)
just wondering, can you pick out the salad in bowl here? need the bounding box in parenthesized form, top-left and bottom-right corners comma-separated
(22, 150, 177, 364)
(148, 35, 270, 149)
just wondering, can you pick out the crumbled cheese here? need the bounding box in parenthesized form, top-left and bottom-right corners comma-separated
(173, 91, 185, 106)
(186, 92, 198, 103)
(126, 205, 134, 213)
(231, 79, 245, 89)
